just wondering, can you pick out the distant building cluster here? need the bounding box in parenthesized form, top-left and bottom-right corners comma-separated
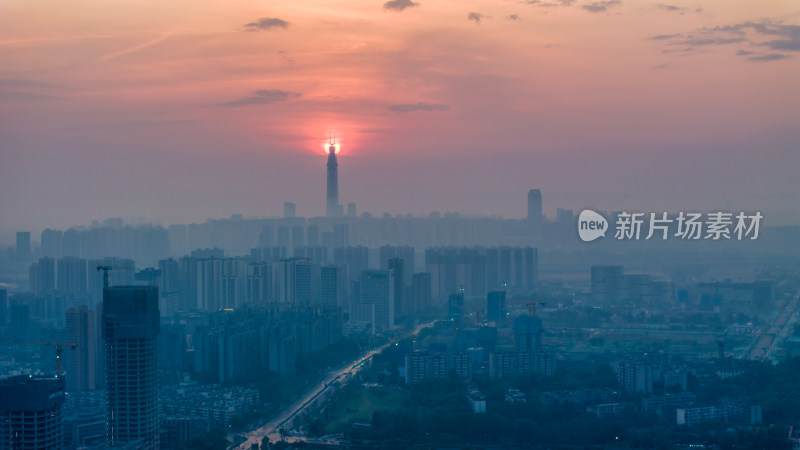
(489, 351, 555, 378)
(404, 350, 472, 383)
(37, 224, 168, 266)
(616, 352, 689, 395)
(677, 398, 762, 426)
(400, 294, 556, 387)
(190, 305, 343, 380)
(159, 382, 259, 428)
(426, 247, 538, 300)
(591, 265, 774, 314)
(0, 172, 790, 450)
(591, 265, 673, 306)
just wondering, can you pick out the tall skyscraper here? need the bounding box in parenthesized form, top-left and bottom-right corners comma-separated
(333, 246, 369, 282)
(320, 265, 340, 307)
(487, 290, 507, 322)
(358, 270, 394, 333)
(220, 258, 249, 309)
(388, 258, 405, 318)
(276, 257, 320, 306)
(246, 261, 273, 304)
(178, 256, 199, 312)
(103, 286, 160, 449)
(448, 292, 464, 320)
(411, 273, 431, 314)
(527, 189, 543, 236)
(527, 189, 542, 221)
(62, 229, 81, 258)
(29, 257, 56, 295)
(326, 137, 341, 217)
(15, 231, 31, 261)
(65, 305, 97, 391)
(158, 258, 180, 300)
(0, 375, 66, 449)
(284, 202, 296, 218)
(426, 246, 537, 297)
(380, 246, 415, 284)
(196, 258, 223, 311)
(93, 302, 105, 389)
(41, 229, 63, 259)
(513, 312, 543, 352)
(57, 257, 88, 297)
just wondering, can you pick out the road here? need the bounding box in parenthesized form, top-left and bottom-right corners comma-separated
(231, 321, 434, 449)
(748, 288, 800, 360)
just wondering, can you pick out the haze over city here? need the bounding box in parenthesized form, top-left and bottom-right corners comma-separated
(1, 0, 799, 242)
(3, 2, 800, 449)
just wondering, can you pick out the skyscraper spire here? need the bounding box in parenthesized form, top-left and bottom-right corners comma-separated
(326, 132, 341, 217)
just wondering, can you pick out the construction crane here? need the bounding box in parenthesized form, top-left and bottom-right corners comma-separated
(96, 265, 134, 288)
(1, 340, 77, 377)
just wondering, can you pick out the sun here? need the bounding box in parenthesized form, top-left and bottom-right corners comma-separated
(322, 141, 341, 154)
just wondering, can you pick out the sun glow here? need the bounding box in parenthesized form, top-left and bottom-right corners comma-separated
(322, 141, 341, 154)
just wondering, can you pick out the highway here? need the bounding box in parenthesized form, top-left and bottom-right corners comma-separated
(231, 321, 434, 449)
(748, 288, 800, 360)
(226, 285, 800, 449)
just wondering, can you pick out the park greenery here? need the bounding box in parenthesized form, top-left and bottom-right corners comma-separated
(307, 353, 800, 449)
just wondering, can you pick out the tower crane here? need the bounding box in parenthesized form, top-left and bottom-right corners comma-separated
(1, 340, 77, 377)
(96, 265, 134, 288)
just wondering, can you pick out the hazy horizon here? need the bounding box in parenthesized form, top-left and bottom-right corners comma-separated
(2, 0, 799, 244)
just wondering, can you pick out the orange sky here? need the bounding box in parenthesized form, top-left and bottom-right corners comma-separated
(0, 0, 798, 235)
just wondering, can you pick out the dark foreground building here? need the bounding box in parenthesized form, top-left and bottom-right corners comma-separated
(103, 286, 160, 450)
(0, 375, 66, 449)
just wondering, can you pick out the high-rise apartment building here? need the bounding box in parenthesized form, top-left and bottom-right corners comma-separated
(57, 257, 88, 297)
(0, 375, 66, 449)
(103, 286, 160, 449)
(65, 305, 98, 391)
(29, 257, 56, 295)
(15, 231, 31, 261)
(358, 270, 394, 333)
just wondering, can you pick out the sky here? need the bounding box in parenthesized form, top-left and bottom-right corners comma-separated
(1, 0, 798, 242)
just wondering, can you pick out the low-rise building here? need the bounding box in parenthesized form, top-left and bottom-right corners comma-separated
(505, 387, 526, 404)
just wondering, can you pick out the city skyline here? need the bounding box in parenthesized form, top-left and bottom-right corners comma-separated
(1, 0, 798, 240)
(1, 0, 798, 442)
